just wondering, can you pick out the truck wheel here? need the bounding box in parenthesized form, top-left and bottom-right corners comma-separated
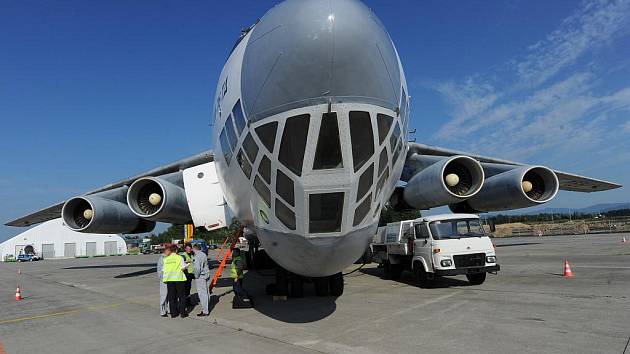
(390, 264, 403, 280)
(329, 272, 344, 296)
(466, 272, 486, 285)
(383, 262, 393, 280)
(414, 265, 434, 288)
(314, 277, 329, 296)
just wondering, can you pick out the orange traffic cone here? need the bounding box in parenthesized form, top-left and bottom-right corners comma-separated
(15, 287, 22, 301)
(563, 259, 574, 278)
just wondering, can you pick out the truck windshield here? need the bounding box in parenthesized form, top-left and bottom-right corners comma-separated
(429, 218, 485, 239)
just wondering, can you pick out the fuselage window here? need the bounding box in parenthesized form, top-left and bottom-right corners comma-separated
(253, 175, 271, 208)
(258, 155, 271, 184)
(400, 89, 407, 126)
(255, 121, 278, 153)
(378, 147, 388, 175)
(353, 193, 372, 226)
(225, 115, 238, 151)
(356, 163, 374, 202)
(220, 129, 232, 165)
(313, 112, 343, 170)
(243, 133, 259, 163)
(349, 111, 375, 172)
(309, 192, 344, 233)
(279, 114, 310, 176)
(236, 149, 252, 179)
(275, 198, 296, 230)
(232, 100, 246, 134)
(377, 114, 393, 145)
(276, 169, 295, 206)
(389, 122, 400, 153)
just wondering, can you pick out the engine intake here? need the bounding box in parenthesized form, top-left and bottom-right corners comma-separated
(62, 193, 155, 234)
(127, 173, 192, 224)
(403, 155, 485, 209)
(452, 166, 559, 212)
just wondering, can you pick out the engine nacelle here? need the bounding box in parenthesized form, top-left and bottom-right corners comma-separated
(452, 166, 559, 212)
(62, 190, 155, 234)
(403, 155, 485, 209)
(127, 173, 192, 224)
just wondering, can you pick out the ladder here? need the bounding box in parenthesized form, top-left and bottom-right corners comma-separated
(209, 226, 243, 292)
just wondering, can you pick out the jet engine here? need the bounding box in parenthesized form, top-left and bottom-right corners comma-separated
(61, 187, 155, 234)
(403, 155, 485, 209)
(127, 172, 192, 224)
(450, 166, 559, 212)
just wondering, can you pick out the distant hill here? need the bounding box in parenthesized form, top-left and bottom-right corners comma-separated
(490, 202, 630, 216)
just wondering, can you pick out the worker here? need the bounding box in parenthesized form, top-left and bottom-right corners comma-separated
(157, 248, 169, 317)
(192, 243, 210, 316)
(162, 244, 188, 318)
(230, 248, 245, 297)
(180, 243, 195, 303)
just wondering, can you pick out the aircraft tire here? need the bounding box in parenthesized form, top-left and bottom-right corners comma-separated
(329, 272, 344, 296)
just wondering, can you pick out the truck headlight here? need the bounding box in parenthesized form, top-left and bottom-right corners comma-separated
(486, 256, 496, 263)
(440, 259, 452, 267)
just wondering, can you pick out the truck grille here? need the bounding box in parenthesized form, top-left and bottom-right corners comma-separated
(453, 253, 485, 268)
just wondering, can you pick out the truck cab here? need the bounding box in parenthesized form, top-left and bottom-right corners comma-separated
(372, 214, 499, 286)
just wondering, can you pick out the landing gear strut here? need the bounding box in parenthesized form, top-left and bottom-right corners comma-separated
(267, 266, 344, 298)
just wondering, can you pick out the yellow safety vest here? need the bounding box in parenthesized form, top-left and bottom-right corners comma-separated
(230, 256, 244, 279)
(162, 254, 186, 282)
(180, 252, 194, 274)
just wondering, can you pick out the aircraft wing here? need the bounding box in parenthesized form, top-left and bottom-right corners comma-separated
(407, 143, 621, 192)
(5, 150, 215, 227)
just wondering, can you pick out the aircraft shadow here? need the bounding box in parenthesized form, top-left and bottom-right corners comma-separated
(114, 267, 157, 278)
(64, 263, 156, 270)
(359, 266, 471, 288)
(210, 270, 337, 323)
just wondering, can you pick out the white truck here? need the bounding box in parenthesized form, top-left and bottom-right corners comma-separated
(371, 214, 499, 286)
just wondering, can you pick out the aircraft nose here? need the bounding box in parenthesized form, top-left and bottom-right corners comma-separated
(241, 0, 401, 122)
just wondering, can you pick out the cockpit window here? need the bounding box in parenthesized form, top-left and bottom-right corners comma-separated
(232, 100, 246, 134)
(313, 112, 343, 170)
(255, 121, 278, 153)
(243, 133, 259, 163)
(279, 114, 310, 176)
(349, 111, 375, 172)
(400, 89, 407, 126)
(377, 114, 393, 145)
(356, 163, 374, 202)
(275, 198, 296, 230)
(276, 169, 295, 206)
(376, 167, 390, 196)
(309, 192, 344, 233)
(225, 115, 238, 151)
(219, 129, 232, 165)
(353, 193, 372, 226)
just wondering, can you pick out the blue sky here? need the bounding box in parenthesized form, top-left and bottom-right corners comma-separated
(1, 0, 629, 241)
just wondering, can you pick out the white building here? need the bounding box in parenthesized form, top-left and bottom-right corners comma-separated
(1, 219, 127, 261)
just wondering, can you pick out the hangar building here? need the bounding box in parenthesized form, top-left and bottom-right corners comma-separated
(1, 219, 127, 261)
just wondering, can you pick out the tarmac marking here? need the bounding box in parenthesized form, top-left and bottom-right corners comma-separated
(0, 303, 123, 325)
(571, 265, 630, 269)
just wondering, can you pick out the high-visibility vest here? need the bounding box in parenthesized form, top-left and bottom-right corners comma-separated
(180, 252, 194, 274)
(162, 254, 186, 282)
(230, 256, 244, 279)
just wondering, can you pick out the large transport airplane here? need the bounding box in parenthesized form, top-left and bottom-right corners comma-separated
(7, 0, 620, 295)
